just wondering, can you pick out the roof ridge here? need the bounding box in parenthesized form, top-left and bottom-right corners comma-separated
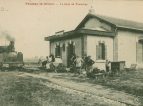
(96, 14, 143, 25)
(85, 13, 143, 31)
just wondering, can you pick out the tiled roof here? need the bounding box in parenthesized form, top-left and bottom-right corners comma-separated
(96, 14, 143, 30)
(76, 13, 143, 31)
(46, 13, 143, 41)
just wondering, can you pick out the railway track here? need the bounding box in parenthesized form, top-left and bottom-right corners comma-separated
(19, 73, 140, 106)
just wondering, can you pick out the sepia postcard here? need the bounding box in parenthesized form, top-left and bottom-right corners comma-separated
(0, 0, 143, 106)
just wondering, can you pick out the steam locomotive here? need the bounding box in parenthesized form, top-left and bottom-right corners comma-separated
(0, 41, 24, 68)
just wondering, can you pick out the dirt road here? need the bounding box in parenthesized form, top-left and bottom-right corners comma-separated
(0, 71, 141, 106)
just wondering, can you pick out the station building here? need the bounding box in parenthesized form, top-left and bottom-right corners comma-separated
(45, 10, 143, 69)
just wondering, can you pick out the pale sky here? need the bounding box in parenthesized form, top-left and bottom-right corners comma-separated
(0, 0, 143, 58)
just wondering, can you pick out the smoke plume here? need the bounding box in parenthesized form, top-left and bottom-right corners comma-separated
(0, 31, 15, 41)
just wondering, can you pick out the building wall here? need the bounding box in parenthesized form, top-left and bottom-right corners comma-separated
(49, 29, 143, 69)
(117, 29, 143, 68)
(113, 34, 118, 61)
(50, 36, 83, 66)
(87, 35, 113, 70)
(82, 18, 113, 31)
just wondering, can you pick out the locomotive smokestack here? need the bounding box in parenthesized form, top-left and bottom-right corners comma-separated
(8, 41, 15, 52)
(10, 41, 15, 46)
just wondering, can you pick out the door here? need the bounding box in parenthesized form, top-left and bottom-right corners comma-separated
(67, 43, 75, 67)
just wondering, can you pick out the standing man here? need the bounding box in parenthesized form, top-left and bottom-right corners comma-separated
(105, 60, 110, 72)
(74, 56, 83, 75)
(70, 54, 76, 72)
(82, 54, 88, 70)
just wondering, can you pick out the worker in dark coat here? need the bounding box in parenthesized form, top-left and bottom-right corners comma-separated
(70, 54, 76, 72)
(82, 54, 88, 70)
(41, 56, 49, 68)
(70, 54, 76, 65)
(86, 56, 95, 77)
(49, 54, 56, 72)
(49, 54, 55, 62)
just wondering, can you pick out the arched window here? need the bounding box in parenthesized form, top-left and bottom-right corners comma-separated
(96, 42, 107, 60)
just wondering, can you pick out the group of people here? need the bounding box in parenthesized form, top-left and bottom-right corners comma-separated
(70, 54, 111, 76)
(39, 53, 111, 76)
(38, 54, 55, 70)
(70, 54, 95, 75)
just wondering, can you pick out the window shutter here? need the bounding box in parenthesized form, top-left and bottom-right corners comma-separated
(63, 44, 65, 51)
(96, 45, 99, 60)
(102, 43, 105, 60)
(55, 47, 57, 57)
(73, 45, 75, 54)
(136, 42, 142, 63)
(60, 47, 62, 58)
(105, 45, 107, 60)
(99, 44, 102, 59)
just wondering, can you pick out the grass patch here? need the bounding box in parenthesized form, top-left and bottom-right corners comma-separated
(0, 72, 108, 106)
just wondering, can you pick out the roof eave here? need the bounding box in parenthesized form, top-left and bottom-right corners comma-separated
(77, 29, 115, 37)
(117, 26, 143, 32)
(45, 30, 76, 41)
(45, 29, 115, 41)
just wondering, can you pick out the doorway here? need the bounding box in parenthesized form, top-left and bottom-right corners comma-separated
(67, 42, 75, 67)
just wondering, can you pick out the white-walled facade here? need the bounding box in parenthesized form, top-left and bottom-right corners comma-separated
(117, 30, 143, 68)
(87, 35, 113, 70)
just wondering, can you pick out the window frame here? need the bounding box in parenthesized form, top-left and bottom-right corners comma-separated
(55, 44, 61, 58)
(96, 42, 106, 60)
